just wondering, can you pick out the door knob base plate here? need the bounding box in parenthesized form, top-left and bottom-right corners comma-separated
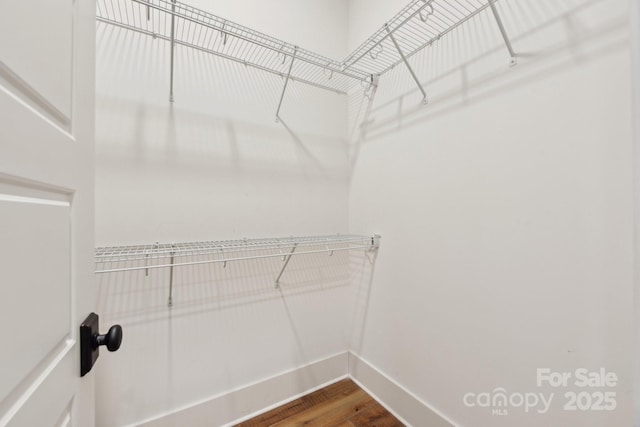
(80, 312, 100, 377)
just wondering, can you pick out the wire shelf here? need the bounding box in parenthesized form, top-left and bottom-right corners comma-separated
(343, 0, 492, 75)
(96, 0, 515, 111)
(95, 234, 379, 274)
(96, 0, 372, 95)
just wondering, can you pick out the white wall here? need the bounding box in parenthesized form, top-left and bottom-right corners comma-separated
(95, 0, 636, 425)
(95, 0, 350, 246)
(632, 0, 640, 423)
(348, 0, 634, 426)
(94, 1, 356, 425)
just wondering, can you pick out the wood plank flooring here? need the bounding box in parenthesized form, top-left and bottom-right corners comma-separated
(235, 379, 404, 427)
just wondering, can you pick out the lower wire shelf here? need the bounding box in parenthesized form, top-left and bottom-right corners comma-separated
(95, 234, 381, 307)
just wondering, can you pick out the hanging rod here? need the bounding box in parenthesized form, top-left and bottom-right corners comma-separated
(96, 0, 371, 96)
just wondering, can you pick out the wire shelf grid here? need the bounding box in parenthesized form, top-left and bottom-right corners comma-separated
(96, 0, 506, 96)
(343, 0, 491, 75)
(96, 0, 372, 94)
(95, 234, 378, 274)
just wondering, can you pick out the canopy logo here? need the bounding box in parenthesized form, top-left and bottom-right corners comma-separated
(463, 389, 553, 416)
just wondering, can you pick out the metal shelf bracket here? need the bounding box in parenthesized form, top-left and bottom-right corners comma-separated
(360, 74, 380, 133)
(488, 0, 517, 67)
(169, 0, 177, 102)
(167, 245, 176, 307)
(385, 24, 428, 105)
(275, 47, 298, 122)
(275, 243, 298, 288)
(370, 234, 381, 251)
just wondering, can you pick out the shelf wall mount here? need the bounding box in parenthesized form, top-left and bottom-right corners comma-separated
(488, 0, 517, 67)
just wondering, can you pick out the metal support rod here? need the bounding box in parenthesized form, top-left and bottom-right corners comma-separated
(385, 25, 427, 105)
(362, 75, 379, 125)
(275, 47, 297, 122)
(167, 248, 175, 307)
(343, 0, 434, 71)
(275, 244, 297, 288)
(169, 0, 177, 102)
(146, 242, 158, 276)
(488, 0, 517, 66)
(357, 75, 379, 145)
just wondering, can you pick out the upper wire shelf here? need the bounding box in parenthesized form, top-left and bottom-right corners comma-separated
(96, 0, 515, 111)
(96, 0, 372, 95)
(343, 0, 493, 75)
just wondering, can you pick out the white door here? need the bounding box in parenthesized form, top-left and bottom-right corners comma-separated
(0, 0, 97, 426)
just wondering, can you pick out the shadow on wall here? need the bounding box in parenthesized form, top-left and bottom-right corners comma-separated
(95, 20, 349, 192)
(348, 248, 380, 356)
(94, 22, 351, 246)
(349, 0, 629, 152)
(96, 95, 343, 180)
(94, 247, 378, 427)
(96, 248, 369, 324)
(95, 20, 349, 146)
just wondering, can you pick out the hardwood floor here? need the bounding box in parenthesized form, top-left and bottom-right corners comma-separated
(235, 379, 404, 427)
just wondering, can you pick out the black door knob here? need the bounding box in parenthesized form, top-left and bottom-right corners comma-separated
(80, 313, 124, 376)
(94, 325, 123, 352)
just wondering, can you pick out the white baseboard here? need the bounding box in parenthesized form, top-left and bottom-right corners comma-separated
(136, 352, 349, 427)
(348, 352, 456, 427)
(133, 351, 456, 427)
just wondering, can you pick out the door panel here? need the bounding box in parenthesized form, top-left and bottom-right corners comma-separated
(0, 186, 71, 403)
(0, 0, 96, 425)
(0, 0, 73, 122)
(3, 351, 75, 427)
